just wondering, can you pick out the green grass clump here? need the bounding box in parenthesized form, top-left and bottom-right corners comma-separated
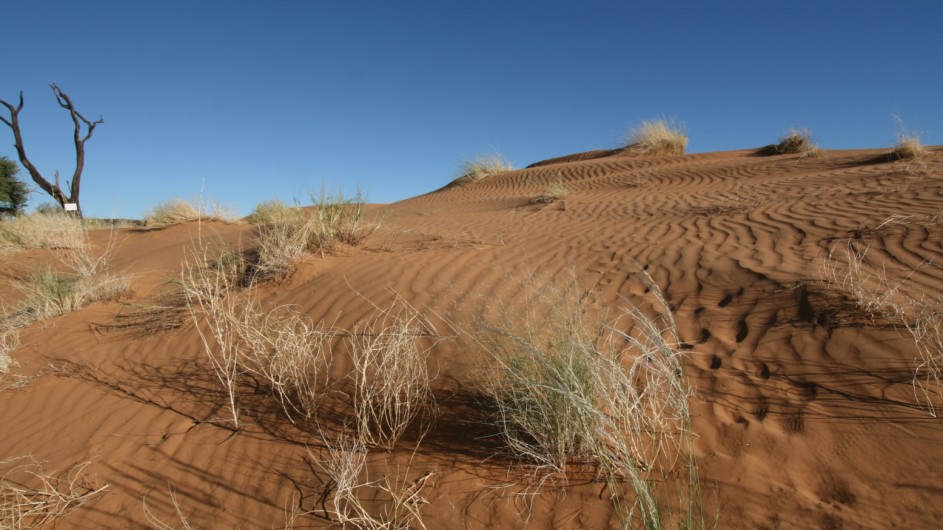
(481, 273, 706, 529)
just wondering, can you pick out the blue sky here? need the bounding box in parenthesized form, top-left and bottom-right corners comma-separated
(1, 1, 940, 218)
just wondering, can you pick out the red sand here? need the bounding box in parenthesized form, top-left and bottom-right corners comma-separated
(2, 146, 942, 528)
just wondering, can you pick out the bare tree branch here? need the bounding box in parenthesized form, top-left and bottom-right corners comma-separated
(0, 85, 103, 217)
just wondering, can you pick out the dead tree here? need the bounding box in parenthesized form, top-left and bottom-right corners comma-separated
(0, 83, 104, 218)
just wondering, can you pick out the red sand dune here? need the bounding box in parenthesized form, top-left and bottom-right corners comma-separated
(2, 146, 942, 528)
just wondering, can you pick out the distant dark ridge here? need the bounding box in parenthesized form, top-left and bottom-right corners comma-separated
(526, 148, 625, 168)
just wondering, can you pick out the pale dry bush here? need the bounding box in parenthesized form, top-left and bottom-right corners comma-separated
(626, 119, 688, 156)
(0, 457, 108, 529)
(450, 154, 514, 187)
(181, 245, 248, 429)
(315, 432, 433, 530)
(144, 198, 234, 228)
(181, 242, 336, 426)
(234, 302, 335, 422)
(0, 211, 86, 254)
(480, 272, 703, 529)
(348, 301, 436, 450)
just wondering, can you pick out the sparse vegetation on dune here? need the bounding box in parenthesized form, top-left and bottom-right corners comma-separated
(0, 221, 130, 374)
(625, 119, 688, 156)
(450, 154, 514, 187)
(249, 188, 378, 282)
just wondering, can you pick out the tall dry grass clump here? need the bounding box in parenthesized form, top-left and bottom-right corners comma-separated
(626, 119, 688, 156)
(450, 154, 514, 187)
(143, 198, 233, 228)
(776, 128, 819, 157)
(0, 457, 108, 529)
(479, 272, 704, 528)
(0, 211, 86, 254)
(893, 135, 926, 160)
(891, 115, 927, 161)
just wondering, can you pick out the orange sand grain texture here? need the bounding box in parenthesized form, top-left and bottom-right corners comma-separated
(2, 145, 943, 529)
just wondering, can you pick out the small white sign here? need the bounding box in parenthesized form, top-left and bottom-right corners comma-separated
(64, 203, 78, 211)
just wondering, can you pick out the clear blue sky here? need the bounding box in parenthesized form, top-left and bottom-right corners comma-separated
(1, 1, 941, 219)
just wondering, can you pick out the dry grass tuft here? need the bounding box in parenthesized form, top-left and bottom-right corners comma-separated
(0, 327, 18, 375)
(892, 135, 926, 160)
(249, 188, 378, 283)
(0, 457, 108, 529)
(626, 119, 688, 156)
(0, 211, 87, 254)
(891, 115, 927, 161)
(450, 155, 514, 187)
(144, 198, 234, 228)
(776, 128, 819, 157)
(530, 178, 568, 204)
(245, 199, 296, 225)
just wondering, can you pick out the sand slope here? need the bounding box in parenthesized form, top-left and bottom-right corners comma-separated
(2, 146, 942, 528)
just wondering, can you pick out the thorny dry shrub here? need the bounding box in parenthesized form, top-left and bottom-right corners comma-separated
(776, 128, 819, 157)
(0, 457, 108, 529)
(478, 272, 704, 529)
(348, 300, 437, 450)
(625, 119, 688, 156)
(182, 242, 434, 443)
(314, 432, 434, 530)
(449, 154, 514, 187)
